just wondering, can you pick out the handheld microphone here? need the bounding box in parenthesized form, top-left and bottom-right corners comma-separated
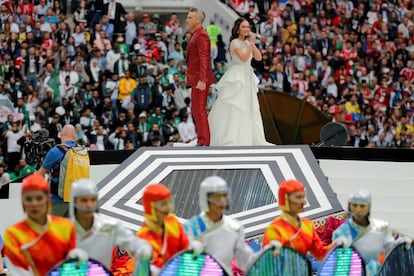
(249, 32, 261, 40)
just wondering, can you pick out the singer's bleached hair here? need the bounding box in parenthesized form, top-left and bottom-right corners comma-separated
(189, 7, 205, 23)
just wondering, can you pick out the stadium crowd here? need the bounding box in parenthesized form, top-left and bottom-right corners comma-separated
(1, 0, 414, 178)
(229, 0, 414, 149)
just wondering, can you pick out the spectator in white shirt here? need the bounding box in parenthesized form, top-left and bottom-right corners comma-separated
(79, 106, 96, 131)
(326, 76, 338, 99)
(5, 121, 24, 173)
(36, 0, 48, 16)
(59, 62, 79, 86)
(7, 15, 19, 33)
(0, 165, 11, 199)
(106, 41, 121, 72)
(59, 75, 77, 102)
(177, 114, 196, 143)
(39, 15, 52, 32)
(90, 125, 110, 150)
(124, 12, 137, 47)
(173, 78, 190, 111)
(109, 126, 125, 150)
(71, 25, 86, 47)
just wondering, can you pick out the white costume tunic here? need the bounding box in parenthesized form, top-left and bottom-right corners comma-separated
(184, 212, 256, 275)
(73, 213, 146, 269)
(333, 218, 400, 275)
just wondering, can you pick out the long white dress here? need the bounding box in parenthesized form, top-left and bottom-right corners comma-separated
(209, 38, 269, 146)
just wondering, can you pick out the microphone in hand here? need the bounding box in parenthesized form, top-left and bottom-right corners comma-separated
(248, 32, 261, 41)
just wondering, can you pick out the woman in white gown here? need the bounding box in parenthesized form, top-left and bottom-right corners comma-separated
(209, 18, 270, 146)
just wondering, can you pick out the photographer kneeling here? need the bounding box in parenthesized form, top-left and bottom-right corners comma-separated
(36, 124, 90, 217)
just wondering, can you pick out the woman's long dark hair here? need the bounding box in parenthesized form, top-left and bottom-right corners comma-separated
(228, 17, 249, 53)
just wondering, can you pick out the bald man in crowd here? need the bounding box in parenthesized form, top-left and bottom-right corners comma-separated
(37, 124, 79, 216)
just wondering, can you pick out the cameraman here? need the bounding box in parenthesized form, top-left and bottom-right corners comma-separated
(36, 124, 77, 217)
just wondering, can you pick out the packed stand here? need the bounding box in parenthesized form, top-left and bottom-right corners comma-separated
(1, 0, 414, 178)
(226, 0, 414, 149)
(0, 2, 205, 177)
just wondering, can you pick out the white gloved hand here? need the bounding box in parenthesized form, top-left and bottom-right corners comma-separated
(335, 236, 352, 248)
(150, 265, 161, 276)
(264, 240, 282, 256)
(398, 236, 412, 250)
(67, 248, 89, 262)
(133, 242, 153, 261)
(189, 240, 204, 257)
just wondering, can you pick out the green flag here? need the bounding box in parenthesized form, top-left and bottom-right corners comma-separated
(47, 68, 60, 104)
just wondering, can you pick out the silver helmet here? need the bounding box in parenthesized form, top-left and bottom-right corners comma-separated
(69, 178, 99, 219)
(348, 188, 371, 217)
(199, 176, 230, 212)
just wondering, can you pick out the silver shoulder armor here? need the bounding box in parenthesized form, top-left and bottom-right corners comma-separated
(370, 218, 390, 233)
(223, 215, 242, 233)
(95, 214, 118, 235)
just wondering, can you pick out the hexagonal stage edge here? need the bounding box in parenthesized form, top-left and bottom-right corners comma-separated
(97, 145, 342, 238)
